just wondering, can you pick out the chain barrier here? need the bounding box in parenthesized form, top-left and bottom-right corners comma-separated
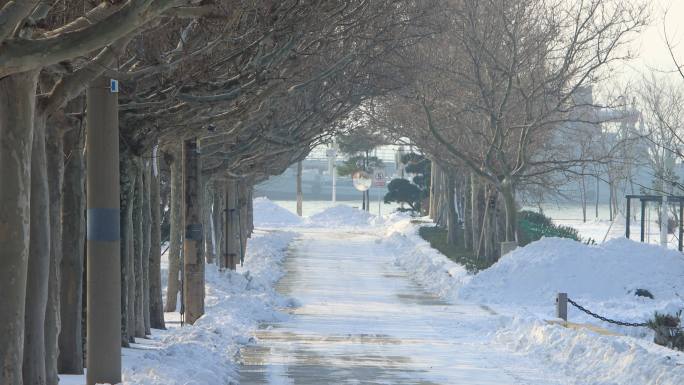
(567, 297, 649, 327)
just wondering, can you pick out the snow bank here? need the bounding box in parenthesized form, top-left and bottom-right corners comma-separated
(495, 318, 684, 385)
(252, 197, 303, 227)
(460, 237, 684, 307)
(385, 218, 684, 384)
(120, 230, 296, 385)
(308, 204, 375, 227)
(385, 220, 469, 301)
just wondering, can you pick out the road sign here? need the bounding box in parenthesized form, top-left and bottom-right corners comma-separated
(373, 169, 385, 187)
(352, 171, 372, 191)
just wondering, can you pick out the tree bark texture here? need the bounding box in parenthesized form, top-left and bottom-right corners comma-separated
(0, 70, 38, 385)
(133, 165, 145, 337)
(23, 114, 50, 385)
(45, 123, 64, 385)
(119, 150, 136, 346)
(239, 181, 250, 264)
(164, 144, 182, 312)
(203, 183, 215, 264)
(212, 188, 224, 269)
(224, 180, 239, 270)
(149, 146, 166, 329)
(142, 160, 152, 335)
(182, 139, 205, 324)
(59, 117, 86, 374)
(446, 172, 459, 246)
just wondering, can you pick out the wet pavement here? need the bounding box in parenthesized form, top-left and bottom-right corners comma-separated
(238, 230, 565, 384)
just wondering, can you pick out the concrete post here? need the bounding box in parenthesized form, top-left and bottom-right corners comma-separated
(500, 241, 517, 257)
(556, 293, 568, 321)
(86, 77, 121, 385)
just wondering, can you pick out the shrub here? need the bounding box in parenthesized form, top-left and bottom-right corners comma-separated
(517, 210, 581, 246)
(648, 311, 684, 351)
(634, 288, 654, 299)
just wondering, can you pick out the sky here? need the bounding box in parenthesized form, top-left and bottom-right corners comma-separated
(620, 0, 684, 83)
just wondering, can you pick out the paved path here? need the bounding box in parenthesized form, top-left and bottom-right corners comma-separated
(239, 230, 570, 384)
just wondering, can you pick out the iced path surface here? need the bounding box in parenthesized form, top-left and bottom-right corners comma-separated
(239, 229, 570, 385)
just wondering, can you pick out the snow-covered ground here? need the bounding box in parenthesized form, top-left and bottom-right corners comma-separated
(385, 218, 684, 384)
(61, 229, 296, 385)
(61, 199, 684, 384)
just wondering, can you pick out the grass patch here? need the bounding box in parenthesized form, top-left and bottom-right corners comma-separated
(418, 226, 493, 273)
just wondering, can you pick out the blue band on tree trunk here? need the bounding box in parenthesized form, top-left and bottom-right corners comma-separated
(87, 208, 121, 241)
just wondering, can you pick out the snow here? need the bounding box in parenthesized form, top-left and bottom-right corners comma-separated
(460, 237, 684, 307)
(386, 217, 684, 385)
(60, 229, 296, 385)
(59, 200, 684, 384)
(252, 197, 303, 227)
(307, 204, 375, 227)
(125, 230, 296, 385)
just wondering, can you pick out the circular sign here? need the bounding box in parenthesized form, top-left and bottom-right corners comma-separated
(352, 171, 372, 191)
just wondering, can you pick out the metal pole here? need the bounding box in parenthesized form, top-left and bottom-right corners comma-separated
(625, 197, 630, 239)
(640, 199, 646, 243)
(679, 201, 683, 252)
(378, 188, 381, 217)
(86, 77, 121, 385)
(332, 163, 336, 203)
(296, 161, 303, 216)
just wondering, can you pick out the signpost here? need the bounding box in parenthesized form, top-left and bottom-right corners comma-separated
(372, 169, 386, 188)
(373, 169, 386, 216)
(326, 143, 338, 203)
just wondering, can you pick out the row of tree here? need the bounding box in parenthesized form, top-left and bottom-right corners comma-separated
(0, 1, 435, 385)
(367, 0, 648, 261)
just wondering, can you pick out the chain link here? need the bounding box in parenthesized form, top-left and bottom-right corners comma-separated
(567, 298, 649, 327)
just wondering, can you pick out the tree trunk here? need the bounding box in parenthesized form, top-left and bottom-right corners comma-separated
(239, 181, 250, 264)
(428, 160, 437, 219)
(247, 187, 254, 236)
(580, 174, 587, 223)
(446, 172, 459, 246)
(595, 173, 600, 219)
(500, 180, 517, 243)
(0, 70, 38, 385)
(142, 160, 152, 335)
(296, 161, 303, 216)
(59, 120, 86, 374)
(119, 150, 136, 346)
(463, 173, 472, 250)
(133, 164, 146, 337)
(149, 146, 166, 329)
(23, 114, 50, 385)
(45, 123, 64, 385)
(165, 144, 182, 312)
(212, 188, 224, 269)
(471, 174, 480, 251)
(182, 138, 205, 324)
(203, 183, 215, 264)
(224, 180, 239, 270)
